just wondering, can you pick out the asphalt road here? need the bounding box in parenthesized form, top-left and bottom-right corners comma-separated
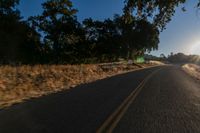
(0, 65, 200, 133)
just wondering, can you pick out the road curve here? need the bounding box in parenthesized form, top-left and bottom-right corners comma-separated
(114, 65, 200, 133)
(0, 65, 200, 133)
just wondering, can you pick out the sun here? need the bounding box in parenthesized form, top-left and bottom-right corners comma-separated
(190, 43, 200, 55)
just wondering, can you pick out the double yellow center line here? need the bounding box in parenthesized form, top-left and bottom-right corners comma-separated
(96, 68, 162, 133)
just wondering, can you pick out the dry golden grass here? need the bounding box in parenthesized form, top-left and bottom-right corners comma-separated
(182, 64, 200, 81)
(0, 63, 156, 108)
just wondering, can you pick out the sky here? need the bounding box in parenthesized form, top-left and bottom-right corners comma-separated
(18, 0, 200, 56)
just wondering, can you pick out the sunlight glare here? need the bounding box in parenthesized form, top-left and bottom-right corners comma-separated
(190, 42, 200, 55)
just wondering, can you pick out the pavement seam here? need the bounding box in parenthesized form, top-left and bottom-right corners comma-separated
(96, 68, 162, 133)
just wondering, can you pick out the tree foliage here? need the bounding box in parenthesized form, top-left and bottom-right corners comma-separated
(1, 0, 196, 64)
(29, 0, 85, 63)
(124, 0, 186, 30)
(0, 0, 41, 64)
(82, 18, 122, 61)
(167, 53, 200, 64)
(111, 15, 159, 59)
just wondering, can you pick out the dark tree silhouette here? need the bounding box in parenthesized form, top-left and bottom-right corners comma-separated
(82, 18, 122, 62)
(0, 0, 41, 64)
(29, 0, 85, 63)
(124, 0, 186, 31)
(0, 0, 197, 64)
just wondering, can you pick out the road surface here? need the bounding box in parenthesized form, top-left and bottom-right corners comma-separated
(0, 65, 200, 133)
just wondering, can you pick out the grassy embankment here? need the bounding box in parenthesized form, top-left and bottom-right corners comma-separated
(182, 64, 200, 81)
(0, 62, 160, 108)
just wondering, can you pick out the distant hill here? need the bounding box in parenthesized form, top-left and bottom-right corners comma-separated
(144, 54, 160, 60)
(167, 53, 200, 64)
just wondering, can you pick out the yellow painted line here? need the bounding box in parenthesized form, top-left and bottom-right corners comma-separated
(96, 68, 162, 133)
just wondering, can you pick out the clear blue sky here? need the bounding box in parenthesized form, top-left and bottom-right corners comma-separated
(18, 0, 200, 56)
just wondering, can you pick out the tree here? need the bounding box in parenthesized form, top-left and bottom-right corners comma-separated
(29, 0, 84, 63)
(0, 0, 20, 62)
(123, 0, 186, 31)
(167, 52, 188, 63)
(0, 0, 41, 64)
(160, 53, 166, 60)
(131, 19, 159, 55)
(160, 53, 166, 58)
(0, 0, 20, 15)
(83, 18, 122, 61)
(112, 15, 159, 59)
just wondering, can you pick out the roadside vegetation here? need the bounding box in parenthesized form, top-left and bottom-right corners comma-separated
(0, 62, 162, 108)
(158, 53, 200, 81)
(155, 52, 200, 65)
(0, 0, 191, 64)
(182, 64, 200, 81)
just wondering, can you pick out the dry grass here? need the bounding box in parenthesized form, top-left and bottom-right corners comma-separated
(0, 63, 156, 108)
(182, 64, 200, 81)
(148, 60, 165, 65)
